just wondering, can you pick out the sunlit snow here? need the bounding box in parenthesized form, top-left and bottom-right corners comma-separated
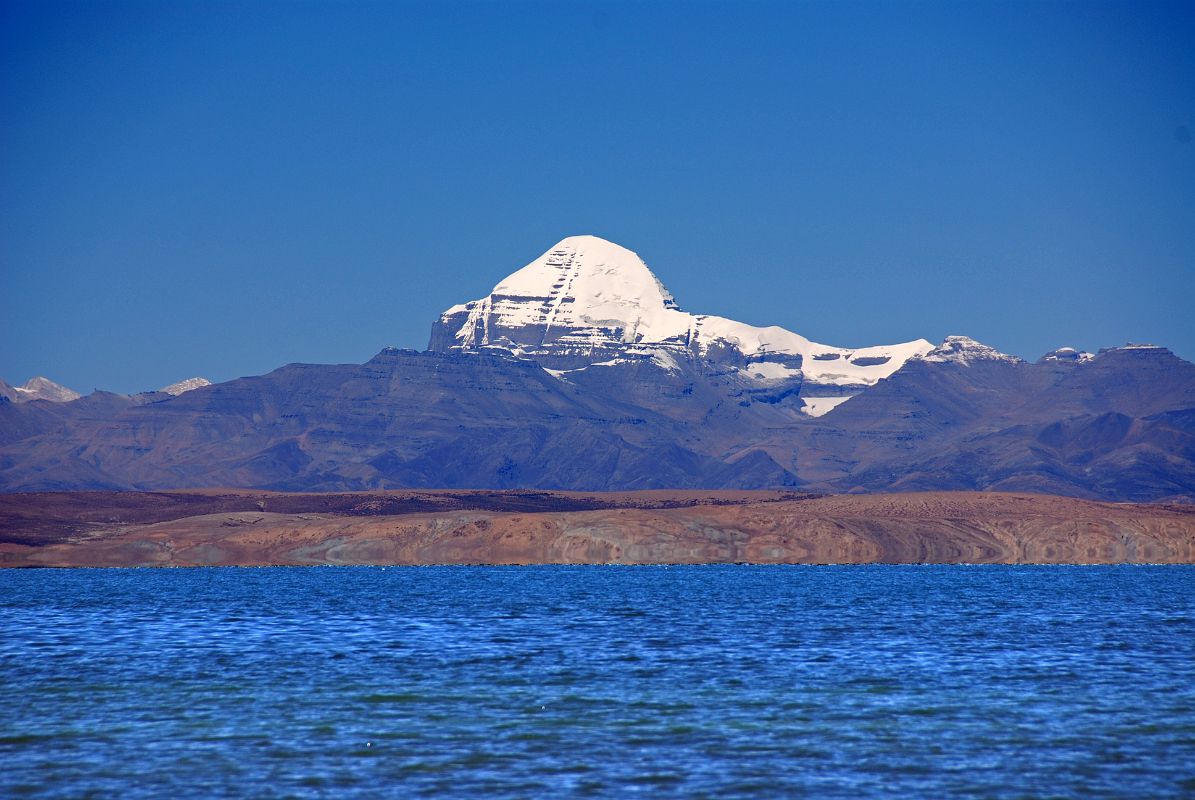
(801, 396, 853, 417)
(440, 235, 933, 387)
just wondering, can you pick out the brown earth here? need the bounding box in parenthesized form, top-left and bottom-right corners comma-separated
(1, 490, 1193, 567)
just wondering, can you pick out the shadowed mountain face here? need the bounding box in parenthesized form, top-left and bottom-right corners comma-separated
(0, 349, 799, 493)
(2, 342, 1192, 500)
(787, 346, 1195, 501)
(2, 237, 1193, 501)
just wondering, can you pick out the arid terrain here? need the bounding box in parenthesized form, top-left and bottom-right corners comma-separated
(2, 489, 1192, 567)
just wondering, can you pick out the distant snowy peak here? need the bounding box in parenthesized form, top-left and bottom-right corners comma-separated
(160, 377, 212, 396)
(918, 336, 1023, 366)
(430, 235, 933, 388)
(437, 235, 686, 353)
(1039, 347, 1094, 364)
(488, 234, 680, 327)
(6, 376, 82, 403)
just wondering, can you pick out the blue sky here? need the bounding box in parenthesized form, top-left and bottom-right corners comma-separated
(2, 0, 1192, 394)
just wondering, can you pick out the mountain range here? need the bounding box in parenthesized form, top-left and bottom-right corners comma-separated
(2, 235, 1192, 501)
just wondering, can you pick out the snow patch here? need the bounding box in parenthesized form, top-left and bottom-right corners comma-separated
(1040, 347, 1094, 364)
(742, 361, 801, 381)
(1107, 343, 1164, 351)
(160, 377, 212, 395)
(801, 396, 853, 417)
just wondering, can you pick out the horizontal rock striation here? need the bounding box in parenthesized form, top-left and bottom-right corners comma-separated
(2, 490, 1192, 567)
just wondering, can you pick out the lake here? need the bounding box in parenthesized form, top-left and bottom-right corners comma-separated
(2, 565, 1193, 798)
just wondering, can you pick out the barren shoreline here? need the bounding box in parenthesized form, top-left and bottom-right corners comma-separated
(1, 489, 1192, 567)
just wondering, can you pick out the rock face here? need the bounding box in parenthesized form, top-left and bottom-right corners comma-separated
(0, 236, 1193, 501)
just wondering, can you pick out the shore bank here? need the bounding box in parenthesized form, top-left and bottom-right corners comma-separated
(2, 490, 1193, 567)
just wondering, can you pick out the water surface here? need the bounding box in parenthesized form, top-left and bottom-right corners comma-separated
(2, 566, 1193, 797)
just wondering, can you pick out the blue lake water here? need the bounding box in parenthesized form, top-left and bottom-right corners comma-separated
(2, 565, 1193, 798)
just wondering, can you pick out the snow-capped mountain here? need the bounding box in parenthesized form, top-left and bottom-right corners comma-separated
(430, 235, 933, 394)
(1, 234, 1192, 501)
(1039, 346, 1095, 364)
(0, 376, 81, 403)
(917, 335, 1024, 365)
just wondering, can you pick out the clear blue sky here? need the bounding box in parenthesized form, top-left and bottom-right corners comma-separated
(2, 0, 1192, 394)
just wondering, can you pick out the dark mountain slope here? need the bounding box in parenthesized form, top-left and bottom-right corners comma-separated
(785, 346, 1195, 500)
(0, 350, 797, 492)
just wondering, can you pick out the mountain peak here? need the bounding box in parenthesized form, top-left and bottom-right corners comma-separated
(429, 235, 933, 388)
(433, 235, 688, 357)
(489, 234, 679, 321)
(919, 336, 1022, 365)
(1039, 346, 1094, 364)
(12, 376, 82, 402)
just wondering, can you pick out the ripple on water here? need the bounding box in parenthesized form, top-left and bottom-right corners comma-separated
(0, 565, 1193, 799)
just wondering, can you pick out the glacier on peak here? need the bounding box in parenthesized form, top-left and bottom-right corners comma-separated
(429, 235, 933, 389)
